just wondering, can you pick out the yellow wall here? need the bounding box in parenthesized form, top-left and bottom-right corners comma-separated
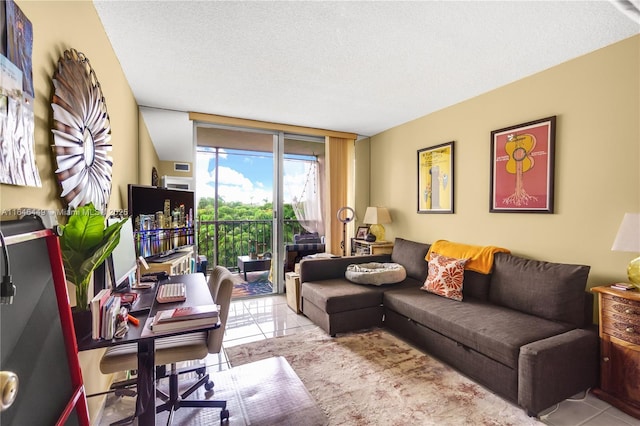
(158, 160, 193, 178)
(0, 1, 145, 217)
(138, 112, 160, 185)
(369, 35, 640, 289)
(2, 1, 158, 422)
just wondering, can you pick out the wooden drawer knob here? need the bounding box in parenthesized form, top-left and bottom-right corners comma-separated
(603, 357, 610, 362)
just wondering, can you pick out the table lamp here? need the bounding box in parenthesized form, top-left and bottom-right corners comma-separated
(363, 207, 392, 242)
(611, 212, 640, 289)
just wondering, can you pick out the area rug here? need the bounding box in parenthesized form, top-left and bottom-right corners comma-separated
(226, 327, 543, 426)
(231, 270, 273, 299)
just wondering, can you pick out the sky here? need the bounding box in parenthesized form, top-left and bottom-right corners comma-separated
(196, 148, 317, 205)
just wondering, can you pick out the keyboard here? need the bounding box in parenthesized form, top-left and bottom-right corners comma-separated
(156, 283, 187, 303)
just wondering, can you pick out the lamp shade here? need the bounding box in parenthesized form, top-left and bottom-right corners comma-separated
(611, 213, 640, 253)
(363, 207, 392, 225)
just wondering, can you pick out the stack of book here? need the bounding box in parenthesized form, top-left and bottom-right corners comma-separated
(151, 304, 219, 333)
(90, 289, 121, 340)
(610, 283, 636, 291)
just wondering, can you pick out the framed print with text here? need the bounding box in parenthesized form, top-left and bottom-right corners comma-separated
(417, 141, 454, 214)
(490, 116, 556, 213)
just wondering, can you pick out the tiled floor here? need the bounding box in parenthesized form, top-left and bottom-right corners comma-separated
(101, 293, 640, 425)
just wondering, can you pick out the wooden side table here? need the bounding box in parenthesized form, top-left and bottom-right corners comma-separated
(285, 272, 302, 313)
(591, 285, 640, 419)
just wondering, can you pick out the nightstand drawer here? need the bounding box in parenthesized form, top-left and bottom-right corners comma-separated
(602, 322, 640, 345)
(602, 295, 640, 345)
(603, 294, 640, 316)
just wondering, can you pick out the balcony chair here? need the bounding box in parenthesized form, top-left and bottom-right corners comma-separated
(284, 232, 325, 272)
(99, 266, 234, 425)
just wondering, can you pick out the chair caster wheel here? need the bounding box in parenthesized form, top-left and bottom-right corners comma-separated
(196, 367, 206, 377)
(205, 380, 214, 391)
(114, 389, 136, 398)
(220, 408, 230, 422)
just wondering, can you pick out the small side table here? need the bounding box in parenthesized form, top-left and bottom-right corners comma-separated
(237, 255, 271, 281)
(590, 285, 640, 419)
(285, 272, 302, 313)
(351, 239, 394, 256)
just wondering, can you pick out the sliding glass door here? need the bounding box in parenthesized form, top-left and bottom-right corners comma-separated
(195, 125, 323, 296)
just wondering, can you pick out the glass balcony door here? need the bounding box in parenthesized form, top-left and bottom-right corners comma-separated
(195, 125, 323, 296)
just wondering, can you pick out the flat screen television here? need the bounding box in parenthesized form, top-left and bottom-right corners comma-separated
(127, 184, 195, 259)
(107, 217, 138, 291)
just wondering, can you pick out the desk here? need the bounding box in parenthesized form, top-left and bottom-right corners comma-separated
(76, 273, 216, 426)
(237, 255, 271, 280)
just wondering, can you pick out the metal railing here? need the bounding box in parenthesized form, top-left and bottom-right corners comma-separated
(197, 219, 308, 272)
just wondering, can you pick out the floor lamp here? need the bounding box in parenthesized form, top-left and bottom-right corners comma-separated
(336, 207, 355, 256)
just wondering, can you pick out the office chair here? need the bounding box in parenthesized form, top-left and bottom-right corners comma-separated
(100, 266, 234, 425)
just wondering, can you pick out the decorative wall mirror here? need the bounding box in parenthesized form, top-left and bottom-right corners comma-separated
(51, 48, 113, 211)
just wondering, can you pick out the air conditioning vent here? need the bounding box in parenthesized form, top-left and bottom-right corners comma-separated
(174, 162, 190, 172)
(161, 176, 193, 190)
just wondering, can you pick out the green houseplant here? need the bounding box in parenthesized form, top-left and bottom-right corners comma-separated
(60, 203, 126, 311)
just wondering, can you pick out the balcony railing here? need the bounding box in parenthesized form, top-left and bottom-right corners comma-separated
(197, 219, 308, 272)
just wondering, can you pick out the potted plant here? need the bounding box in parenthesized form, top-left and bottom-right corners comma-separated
(59, 203, 126, 311)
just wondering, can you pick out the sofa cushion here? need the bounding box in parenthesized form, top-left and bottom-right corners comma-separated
(391, 238, 430, 281)
(345, 262, 406, 286)
(302, 278, 420, 314)
(383, 286, 574, 368)
(421, 252, 468, 301)
(489, 253, 590, 327)
(302, 279, 386, 314)
(462, 270, 491, 301)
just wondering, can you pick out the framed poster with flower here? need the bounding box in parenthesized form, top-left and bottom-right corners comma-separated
(490, 116, 556, 213)
(417, 141, 454, 214)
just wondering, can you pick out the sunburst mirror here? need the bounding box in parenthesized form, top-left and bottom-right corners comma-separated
(51, 48, 113, 211)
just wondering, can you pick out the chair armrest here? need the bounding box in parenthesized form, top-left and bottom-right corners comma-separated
(299, 254, 391, 282)
(518, 328, 598, 415)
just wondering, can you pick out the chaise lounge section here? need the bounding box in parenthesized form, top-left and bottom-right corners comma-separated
(299, 237, 599, 416)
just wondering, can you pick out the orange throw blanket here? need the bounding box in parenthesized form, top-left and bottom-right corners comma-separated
(426, 240, 510, 274)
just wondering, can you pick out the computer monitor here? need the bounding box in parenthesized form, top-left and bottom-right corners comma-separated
(107, 217, 138, 292)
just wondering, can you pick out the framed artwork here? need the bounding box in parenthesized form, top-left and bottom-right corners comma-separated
(417, 141, 454, 214)
(356, 225, 369, 240)
(490, 116, 556, 213)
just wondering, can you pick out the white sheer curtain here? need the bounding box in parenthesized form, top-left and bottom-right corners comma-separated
(292, 161, 324, 236)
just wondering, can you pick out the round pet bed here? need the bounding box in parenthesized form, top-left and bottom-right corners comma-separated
(345, 262, 407, 286)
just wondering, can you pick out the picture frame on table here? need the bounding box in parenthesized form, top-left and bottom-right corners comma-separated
(417, 141, 454, 214)
(490, 116, 556, 213)
(356, 225, 369, 240)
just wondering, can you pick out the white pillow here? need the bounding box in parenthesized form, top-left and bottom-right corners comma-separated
(345, 262, 407, 286)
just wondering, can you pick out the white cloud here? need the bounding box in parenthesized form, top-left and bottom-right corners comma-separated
(196, 162, 272, 204)
(195, 152, 316, 205)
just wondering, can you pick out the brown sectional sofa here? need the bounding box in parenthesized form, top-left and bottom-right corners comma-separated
(300, 237, 599, 416)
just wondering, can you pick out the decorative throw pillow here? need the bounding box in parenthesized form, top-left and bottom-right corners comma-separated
(421, 252, 469, 301)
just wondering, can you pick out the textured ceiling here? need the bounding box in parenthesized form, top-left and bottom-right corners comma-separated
(93, 1, 639, 162)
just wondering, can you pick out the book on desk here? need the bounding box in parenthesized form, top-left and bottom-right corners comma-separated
(90, 289, 121, 340)
(150, 304, 219, 333)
